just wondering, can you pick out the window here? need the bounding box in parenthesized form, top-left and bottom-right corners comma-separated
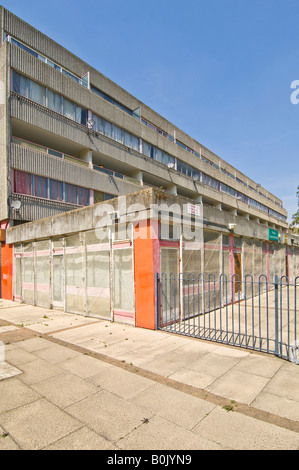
(65, 184, 78, 204)
(14, 170, 31, 195)
(32, 175, 47, 198)
(13, 170, 90, 206)
(48, 89, 62, 113)
(78, 187, 89, 206)
(28, 80, 46, 106)
(221, 182, 236, 197)
(49, 179, 63, 201)
(202, 173, 220, 190)
(91, 112, 139, 152)
(12, 71, 87, 126)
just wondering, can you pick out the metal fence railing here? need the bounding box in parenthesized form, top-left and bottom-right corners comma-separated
(156, 273, 299, 364)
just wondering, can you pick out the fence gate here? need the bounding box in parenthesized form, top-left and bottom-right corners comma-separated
(156, 273, 299, 364)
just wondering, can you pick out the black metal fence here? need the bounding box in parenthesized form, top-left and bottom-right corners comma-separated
(156, 273, 299, 364)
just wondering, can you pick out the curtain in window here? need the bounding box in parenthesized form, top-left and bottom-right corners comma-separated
(203, 173, 220, 191)
(131, 135, 139, 151)
(142, 141, 151, 157)
(113, 125, 123, 143)
(63, 98, 76, 120)
(155, 148, 163, 163)
(48, 89, 62, 113)
(75, 105, 87, 125)
(92, 114, 104, 133)
(65, 184, 78, 204)
(12, 71, 28, 97)
(33, 175, 47, 198)
(124, 131, 132, 148)
(78, 187, 89, 206)
(103, 120, 113, 138)
(14, 170, 31, 195)
(28, 80, 46, 106)
(49, 180, 63, 201)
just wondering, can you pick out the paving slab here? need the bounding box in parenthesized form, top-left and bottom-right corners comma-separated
(192, 407, 299, 450)
(32, 343, 81, 364)
(44, 426, 120, 450)
(129, 382, 216, 430)
(117, 415, 227, 450)
(30, 372, 99, 408)
(0, 424, 20, 450)
(58, 353, 113, 378)
(206, 369, 270, 405)
(0, 377, 40, 414)
(65, 389, 155, 442)
(0, 398, 82, 450)
(187, 351, 242, 377)
(168, 367, 216, 389)
(262, 368, 299, 401)
(16, 358, 63, 385)
(234, 353, 283, 378)
(252, 391, 299, 422)
(88, 366, 156, 399)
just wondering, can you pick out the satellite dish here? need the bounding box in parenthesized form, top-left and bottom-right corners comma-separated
(11, 200, 21, 210)
(87, 118, 95, 129)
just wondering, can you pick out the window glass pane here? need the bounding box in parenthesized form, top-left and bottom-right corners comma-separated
(75, 105, 87, 125)
(11, 38, 38, 58)
(12, 71, 28, 97)
(14, 170, 32, 195)
(92, 114, 104, 133)
(203, 173, 220, 190)
(124, 131, 132, 147)
(48, 89, 61, 113)
(155, 148, 163, 163)
(33, 175, 48, 198)
(113, 125, 123, 143)
(65, 184, 78, 204)
(48, 149, 63, 158)
(103, 120, 113, 138)
(142, 141, 151, 157)
(132, 135, 139, 151)
(104, 193, 114, 201)
(63, 98, 75, 120)
(81, 73, 89, 88)
(49, 179, 63, 201)
(78, 187, 89, 206)
(46, 59, 55, 68)
(28, 80, 46, 106)
(62, 68, 79, 83)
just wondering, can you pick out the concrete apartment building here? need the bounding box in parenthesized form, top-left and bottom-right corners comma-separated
(0, 7, 298, 327)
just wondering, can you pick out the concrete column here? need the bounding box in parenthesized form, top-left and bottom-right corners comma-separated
(166, 184, 177, 196)
(131, 169, 143, 185)
(80, 150, 93, 167)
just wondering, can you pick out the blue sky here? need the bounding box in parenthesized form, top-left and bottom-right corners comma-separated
(3, 0, 299, 221)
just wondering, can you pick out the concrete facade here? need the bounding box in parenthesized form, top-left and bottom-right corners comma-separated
(0, 6, 298, 307)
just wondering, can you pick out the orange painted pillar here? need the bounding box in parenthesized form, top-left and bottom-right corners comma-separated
(1, 243, 13, 300)
(134, 219, 160, 330)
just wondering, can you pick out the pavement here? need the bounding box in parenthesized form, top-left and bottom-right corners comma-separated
(0, 299, 298, 451)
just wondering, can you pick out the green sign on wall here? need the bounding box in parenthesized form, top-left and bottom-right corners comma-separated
(268, 228, 279, 242)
